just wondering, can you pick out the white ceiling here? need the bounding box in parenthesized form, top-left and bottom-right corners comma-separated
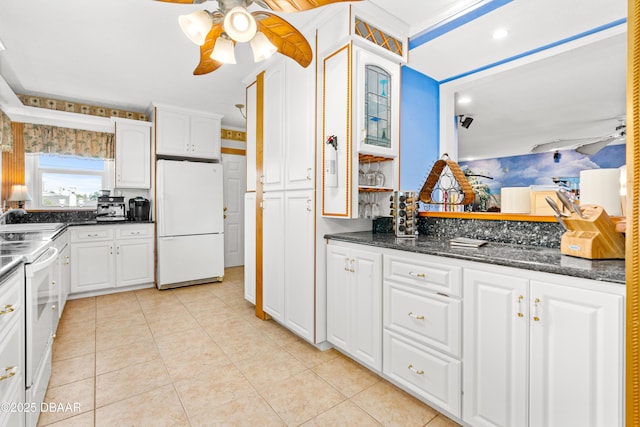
(0, 0, 629, 158)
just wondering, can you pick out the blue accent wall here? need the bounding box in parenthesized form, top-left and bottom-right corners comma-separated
(400, 66, 439, 192)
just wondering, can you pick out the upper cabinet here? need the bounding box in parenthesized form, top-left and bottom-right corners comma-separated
(113, 118, 152, 189)
(154, 104, 222, 160)
(321, 44, 401, 218)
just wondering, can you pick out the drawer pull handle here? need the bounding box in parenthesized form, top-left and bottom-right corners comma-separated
(533, 298, 541, 321)
(0, 305, 15, 315)
(408, 271, 426, 279)
(408, 312, 425, 320)
(0, 366, 16, 381)
(87, 233, 99, 237)
(517, 295, 524, 318)
(407, 364, 424, 375)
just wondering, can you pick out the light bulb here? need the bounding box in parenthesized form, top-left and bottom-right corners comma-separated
(224, 7, 257, 43)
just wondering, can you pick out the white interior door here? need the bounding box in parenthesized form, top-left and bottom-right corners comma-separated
(222, 153, 246, 267)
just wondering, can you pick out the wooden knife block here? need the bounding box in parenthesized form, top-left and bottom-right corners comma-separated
(560, 204, 625, 259)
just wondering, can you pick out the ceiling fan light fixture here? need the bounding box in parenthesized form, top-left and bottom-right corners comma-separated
(224, 7, 257, 43)
(250, 32, 277, 62)
(210, 34, 236, 64)
(179, 10, 214, 46)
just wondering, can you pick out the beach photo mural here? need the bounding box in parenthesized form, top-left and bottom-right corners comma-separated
(457, 144, 626, 212)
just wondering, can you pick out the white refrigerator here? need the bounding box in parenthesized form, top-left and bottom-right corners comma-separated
(156, 159, 224, 289)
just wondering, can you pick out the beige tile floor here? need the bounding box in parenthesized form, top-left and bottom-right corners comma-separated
(38, 267, 461, 427)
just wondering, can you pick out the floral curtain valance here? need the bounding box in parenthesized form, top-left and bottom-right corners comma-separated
(0, 109, 13, 153)
(23, 123, 114, 159)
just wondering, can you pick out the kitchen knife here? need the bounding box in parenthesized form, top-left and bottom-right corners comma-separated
(545, 196, 569, 217)
(555, 190, 573, 213)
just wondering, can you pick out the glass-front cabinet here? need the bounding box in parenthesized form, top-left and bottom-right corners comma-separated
(321, 44, 401, 219)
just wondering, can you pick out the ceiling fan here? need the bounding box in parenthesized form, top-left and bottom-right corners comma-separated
(530, 120, 627, 156)
(157, 0, 360, 75)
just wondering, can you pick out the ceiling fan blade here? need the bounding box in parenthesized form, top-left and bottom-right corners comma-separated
(255, 12, 312, 68)
(261, 0, 361, 13)
(193, 22, 226, 75)
(530, 137, 603, 154)
(575, 137, 617, 156)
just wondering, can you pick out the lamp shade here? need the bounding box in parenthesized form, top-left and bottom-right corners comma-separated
(250, 32, 277, 62)
(9, 185, 32, 208)
(210, 35, 236, 64)
(179, 10, 213, 45)
(223, 7, 257, 43)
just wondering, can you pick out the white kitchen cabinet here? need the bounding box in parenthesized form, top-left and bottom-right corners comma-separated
(70, 224, 154, 296)
(252, 60, 314, 193)
(463, 267, 624, 427)
(262, 192, 285, 322)
(321, 44, 400, 218)
(262, 190, 315, 342)
(326, 241, 382, 371)
(113, 118, 152, 189)
(51, 229, 70, 332)
(383, 250, 462, 417)
(244, 192, 256, 304)
(245, 82, 257, 192)
(0, 268, 25, 427)
(155, 105, 222, 160)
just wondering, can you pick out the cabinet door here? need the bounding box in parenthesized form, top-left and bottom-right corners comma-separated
(116, 239, 154, 287)
(155, 108, 190, 156)
(115, 120, 151, 188)
(261, 192, 285, 322)
(70, 241, 115, 293)
(284, 61, 314, 190)
(350, 247, 382, 371)
(59, 243, 70, 314)
(283, 190, 314, 341)
(191, 115, 221, 160)
(462, 268, 529, 427)
(322, 45, 352, 217)
(262, 62, 286, 191)
(246, 81, 257, 192)
(326, 243, 352, 351)
(354, 46, 400, 157)
(244, 192, 256, 304)
(529, 281, 623, 427)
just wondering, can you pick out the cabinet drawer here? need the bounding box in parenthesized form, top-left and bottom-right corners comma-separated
(0, 319, 24, 404)
(383, 330, 461, 417)
(70, 227, 114, 243)
(0, 270, 23, 335)
(116, 225, 153, 239)
(384, 281, 461, 357)
(384, 253, 461, 297)
(0, 370, 25, 427)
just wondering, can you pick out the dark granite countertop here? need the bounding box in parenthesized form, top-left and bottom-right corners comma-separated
(325, 231, 625, 284)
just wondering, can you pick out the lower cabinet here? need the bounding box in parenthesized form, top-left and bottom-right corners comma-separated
(244, 192, 256, 304)
(262, 190, 315, 341)
(52, 230, 70, 333)
(463, 267, 624, 427)
(70, 224, 154, 295)
(326, 241, 382, 372)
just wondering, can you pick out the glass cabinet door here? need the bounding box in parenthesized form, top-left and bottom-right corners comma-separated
(364, 65, 391, 148)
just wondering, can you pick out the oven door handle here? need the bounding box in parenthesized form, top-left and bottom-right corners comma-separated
(25, 246, 59, 277)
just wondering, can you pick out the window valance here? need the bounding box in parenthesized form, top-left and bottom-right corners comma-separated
(23, 123, 114, 159)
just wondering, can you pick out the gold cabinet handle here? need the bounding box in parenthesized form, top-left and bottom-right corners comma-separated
(408, 312, 425, 320)
(533, 298, 541, 321)
(0, 366, 16, 381)
(407, 364, 424, 375)
(344, 258, 350, 272)
(306, 167, 313, 180)
(349, 259, 355, 273)
(408, 271, 426, 279)
(517, 295, 524, 318)
(224, 215, 227, 219)
(0, 305, 15, 315)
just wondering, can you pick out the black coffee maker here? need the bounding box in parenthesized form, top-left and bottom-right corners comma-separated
(128, 197, 150, 221)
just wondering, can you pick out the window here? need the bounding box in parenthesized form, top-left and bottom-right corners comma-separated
(25, 154, 114, 209)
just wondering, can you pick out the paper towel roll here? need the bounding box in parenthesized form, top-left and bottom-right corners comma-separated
(580, 168, 621, 216)
(501, 187, 531, 213)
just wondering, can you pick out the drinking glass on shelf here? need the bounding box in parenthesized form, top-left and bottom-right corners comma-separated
(358, 163, 365, 186)
(374, 162, 385, 187)
(365, 163, 377, 186)
(363, 193, 373, 219)
(370, 193, 380, 218)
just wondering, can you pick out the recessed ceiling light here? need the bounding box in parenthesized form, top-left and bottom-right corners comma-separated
(493, 28, 509, 40)
(458, 97, 471, 104)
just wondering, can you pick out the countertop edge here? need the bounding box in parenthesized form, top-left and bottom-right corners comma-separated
(325, 233, 625, 285)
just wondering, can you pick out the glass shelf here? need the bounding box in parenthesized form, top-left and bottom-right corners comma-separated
(358, 186, 394, 192)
